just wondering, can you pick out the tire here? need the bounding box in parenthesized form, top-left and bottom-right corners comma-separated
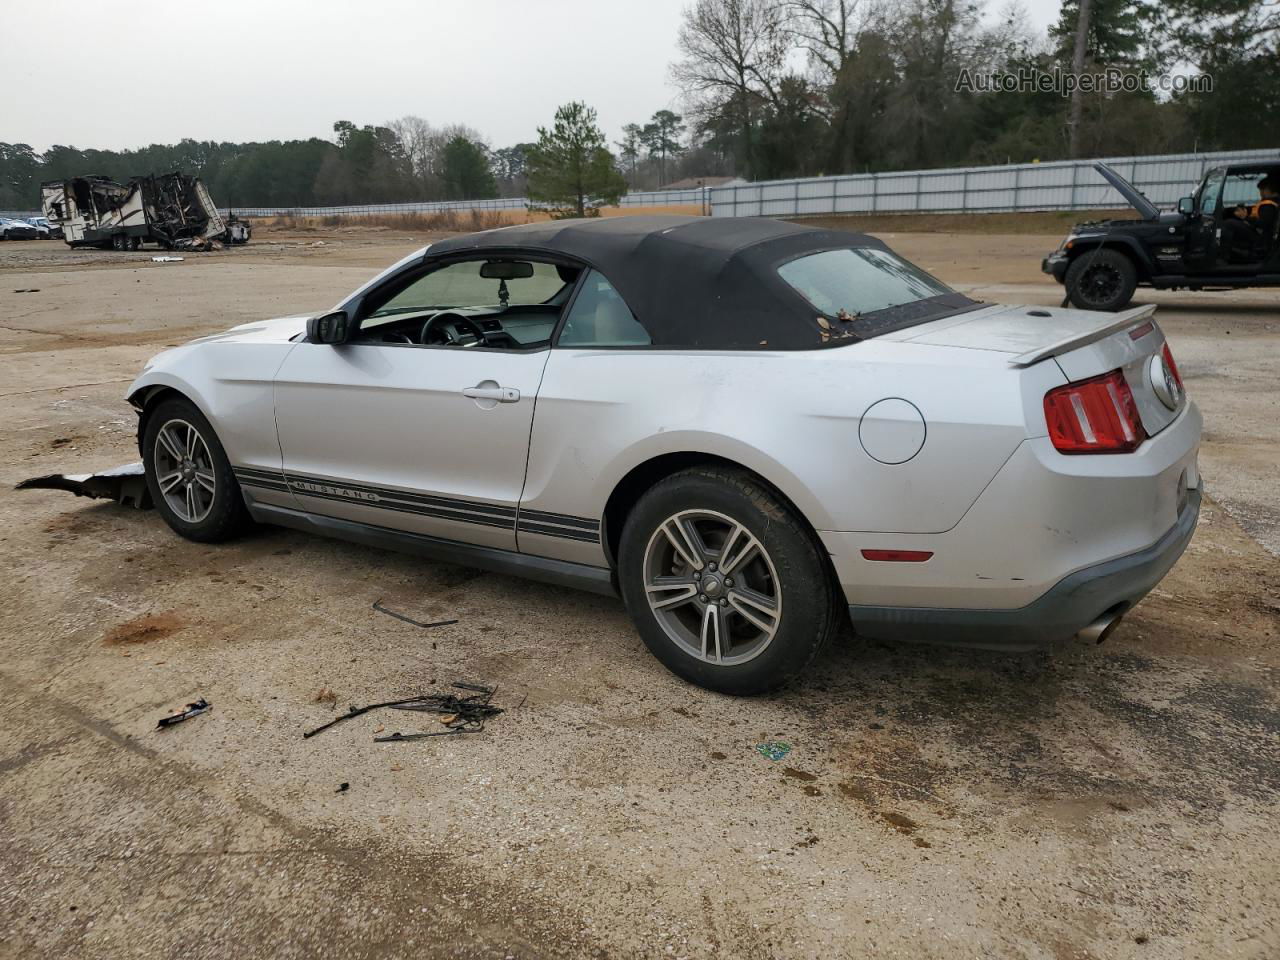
(1065, 248, 1138, 311)
(617, 466, 842, 695)
(142, 396, 252, 543)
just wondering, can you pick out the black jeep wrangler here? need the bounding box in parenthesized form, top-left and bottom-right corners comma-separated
(1043, 161, 1280, 310)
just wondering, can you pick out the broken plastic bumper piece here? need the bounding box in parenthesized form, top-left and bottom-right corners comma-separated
(16, 461, 152, 508)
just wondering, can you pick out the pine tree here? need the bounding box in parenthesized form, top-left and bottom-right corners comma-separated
(526, 102, 626, 217)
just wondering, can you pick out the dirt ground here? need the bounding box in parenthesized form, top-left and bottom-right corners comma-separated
(1, 222, 1277, 960)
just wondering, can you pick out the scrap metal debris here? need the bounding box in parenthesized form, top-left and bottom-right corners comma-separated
(157, 698, 211, 728)
(16, 461, 151, 508)
(302, 683, 503, 740)
(374, 729, 480, 742)
(372, 599, 458, 629)
(14, 288, 39, 293)
(151, 256, 184, 263)
(755, 741, 792, 762)
(335, 782, 349, 793)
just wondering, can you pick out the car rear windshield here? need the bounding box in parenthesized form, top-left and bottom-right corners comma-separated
(777, 247, 978, 339)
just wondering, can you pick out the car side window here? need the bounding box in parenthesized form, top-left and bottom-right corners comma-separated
(1221, 174, 1261, 211)
(557, 271, 651, 347)
(1198, 171, 1225, 216)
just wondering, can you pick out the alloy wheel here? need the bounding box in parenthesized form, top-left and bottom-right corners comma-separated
(153, 418, 216, 523)
(642, 509, 782, 666)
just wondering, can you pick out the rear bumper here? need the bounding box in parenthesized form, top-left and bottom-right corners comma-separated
(1042, 252, 1069, 282)
(847, 484, 1200, 651)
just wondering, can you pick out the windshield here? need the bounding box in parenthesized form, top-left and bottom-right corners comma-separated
(368, 260, 569, 322)
(777, 247, 973, 338)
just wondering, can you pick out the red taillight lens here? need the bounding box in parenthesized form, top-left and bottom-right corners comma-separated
(1044, 370, 1147, 454)
(1162, 343, 1183, 389)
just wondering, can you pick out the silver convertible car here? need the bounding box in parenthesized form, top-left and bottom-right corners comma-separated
(127, 216, 1201, 694)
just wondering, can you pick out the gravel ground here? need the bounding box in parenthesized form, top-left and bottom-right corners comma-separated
(0, 226, 1276, 960)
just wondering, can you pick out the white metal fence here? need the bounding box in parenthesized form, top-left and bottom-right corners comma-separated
(708, 148, 1280, 218)
(617, 187, 710, 209)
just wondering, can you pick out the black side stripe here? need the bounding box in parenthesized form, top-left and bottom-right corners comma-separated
(234, 466, 285, 480)
(233, 466, 600, 544)
(233, 467, 289, 493)
(517, 520, 601, 544)
(240, 478, 290, 492)
(516, 507, 599, 531)
(284, 471, 516, 519)
(291, 488, 516, 530)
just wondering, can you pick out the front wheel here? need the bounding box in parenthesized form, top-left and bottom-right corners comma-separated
(618, 467, 841, 695)
(143, 397, 251, 542)
(1065, 248, 1138, 311)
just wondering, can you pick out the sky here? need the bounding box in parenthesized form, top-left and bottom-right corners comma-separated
(2, 0, 1064, 153)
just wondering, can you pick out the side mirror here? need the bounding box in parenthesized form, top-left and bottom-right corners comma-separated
(307, 310, 349, 344)
(1177, 196, 1195, 215)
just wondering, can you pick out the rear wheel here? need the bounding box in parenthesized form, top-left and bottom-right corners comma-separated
(618, 467, 840, 695)
(1065, 248, 1138, 311)
(143, 397, 251, 542)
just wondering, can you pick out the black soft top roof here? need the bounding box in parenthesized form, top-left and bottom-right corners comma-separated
(428, 215, 904, 350)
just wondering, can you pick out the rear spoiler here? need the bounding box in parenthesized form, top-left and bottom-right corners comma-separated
(1008, 304, 1157, 367)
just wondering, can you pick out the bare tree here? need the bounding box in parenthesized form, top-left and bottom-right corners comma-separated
(785, 0, 862, 79)
(385, 117, 491, 199)
(387, 115, 435, 193)
(671, 0, 788, 177)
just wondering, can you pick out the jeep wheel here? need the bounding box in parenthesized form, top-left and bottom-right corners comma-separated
(1065, 248, 1138, 311)
(618, 467, 841, 695)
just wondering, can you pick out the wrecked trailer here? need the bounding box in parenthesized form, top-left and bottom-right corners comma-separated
(41, 172, 231, 251)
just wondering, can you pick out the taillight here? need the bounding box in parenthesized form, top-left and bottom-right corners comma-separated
(1044, 370, 1147, 454)
(1162, 343, 1183, 389)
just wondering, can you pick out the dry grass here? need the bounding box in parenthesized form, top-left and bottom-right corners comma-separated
(598, 204, 705, 218)
(261, 208, 527, 232)
(252, 204, 708, 233)
(246, 204, 1114, 237)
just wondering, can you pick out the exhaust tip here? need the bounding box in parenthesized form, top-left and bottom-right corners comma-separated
(1078, 609, 1125, 645)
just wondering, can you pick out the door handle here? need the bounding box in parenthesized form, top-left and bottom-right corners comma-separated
(462, 383, 520, 403)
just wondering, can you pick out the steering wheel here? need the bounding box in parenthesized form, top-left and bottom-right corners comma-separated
(420, 311, 486, 346)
